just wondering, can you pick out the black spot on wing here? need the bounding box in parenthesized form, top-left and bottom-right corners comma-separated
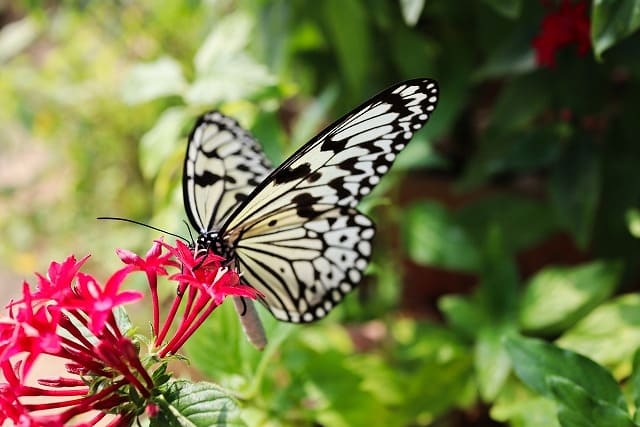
(194, 171, 221, 186)
(195, 171, 237, 186)
(307, 171, 322, 183)
(328, 177, 351, 201)
(292, 192, 322, 219)
(274, 163, 312, 184)
(321, 138, 346, 153)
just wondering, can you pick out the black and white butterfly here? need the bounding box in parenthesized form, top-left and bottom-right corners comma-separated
(183, 78, 439, 334)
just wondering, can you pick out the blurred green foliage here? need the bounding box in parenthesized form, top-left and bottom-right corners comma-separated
(3, 0, 640, 425)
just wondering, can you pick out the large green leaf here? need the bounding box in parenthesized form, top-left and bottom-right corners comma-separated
(505, 335, 627, 412)
(121, 56, 186, 105)
(475, 324, 514, 401)
(557, 294, 640, 379)
(631, 349, 640, 423)
(548, 376, 636, 427)
(519, 261, 621, 335)
(491, 378, 560, 427)
(592, 0, 640, 58)
(193, 12, 253, 75)
(153, 380, 245, 427)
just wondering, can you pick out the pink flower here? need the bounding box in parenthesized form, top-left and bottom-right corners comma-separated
(532, 0, 591, 68)
(116, 239, 173, 277)
(0, 239, 255, 425)
(73, 269, 143, 334)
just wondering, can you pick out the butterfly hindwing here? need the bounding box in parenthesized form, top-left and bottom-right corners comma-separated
(183, 111, 273, 233)
(234, 205, 374, 322)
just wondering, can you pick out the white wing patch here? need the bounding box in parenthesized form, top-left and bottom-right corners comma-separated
(183, 112, 273, 232)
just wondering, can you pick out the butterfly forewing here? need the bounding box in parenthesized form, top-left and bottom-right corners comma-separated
(222, 78, 439, 231)
(183, 112, 273, 233)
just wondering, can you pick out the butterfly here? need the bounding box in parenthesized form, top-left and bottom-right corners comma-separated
(183, 78, 439, 330)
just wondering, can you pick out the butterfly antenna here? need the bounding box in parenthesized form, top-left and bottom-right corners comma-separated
(97, 216, 190, 243)
(182, 220, 195, 245)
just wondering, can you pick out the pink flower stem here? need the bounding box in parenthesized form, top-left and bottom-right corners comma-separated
(105, 311, 123, 339)
(146, 271, 160, 336)
(60, 311, 96, 350)
(95, 344, 150, 398)
(160, 300, 219, 357)
(57, 382, 127, 424)
(155, 282, 187, 347)
(106, 412, 135, 427)
(13, 385, 88, 397)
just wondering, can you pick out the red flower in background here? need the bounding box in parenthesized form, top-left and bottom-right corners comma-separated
(533, 0, 591, 67)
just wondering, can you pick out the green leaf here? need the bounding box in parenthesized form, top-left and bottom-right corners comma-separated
(153, 380, 245, 427)
(185, 11, 276, 105)
(482, 0, 523, 19)
(193, 12, 253, 75)
(439, 294, 488, 340)
(631, 349, 640, 423)
(185, 55, 275, 105)
(626, 208, 640, 238)
(477, 225, 519, 319)
(389, 321, 476, 423)
(399, 0, 426, 26)
(557, 294, 640, 379)
(505, 335, 627, 412)
(519, 261, 622, 335)
(592, 0, 640, 58)
(250, 110, 287, 165)
(402, 201, 481, 272)
(323, 0, 371, 98)
(475, 325, 514, 401)
(548, 376, 635, 427)
(550, 141, 601, 249)
(112, 306, 133, 336)
(139, 107, 189, 179)
(491, 378, 560, 427)
(184, 300, 266, 385)
(183, 298, 295, 397)
(121, 56, 186, 105)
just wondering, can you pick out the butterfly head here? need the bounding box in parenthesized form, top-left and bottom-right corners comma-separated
(195, 230, 233, 259)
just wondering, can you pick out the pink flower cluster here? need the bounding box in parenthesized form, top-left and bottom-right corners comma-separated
(533, 0, 591, 68)
(0, 240, 258, 426)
